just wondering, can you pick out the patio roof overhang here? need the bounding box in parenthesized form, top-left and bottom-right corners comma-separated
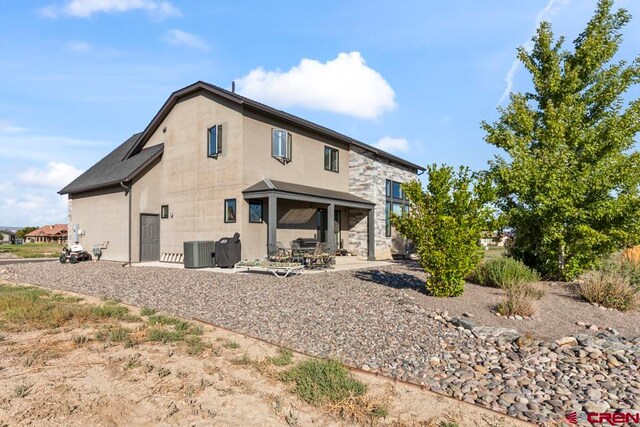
(243, 178, 376, 260)
(242, 178, 374, 210)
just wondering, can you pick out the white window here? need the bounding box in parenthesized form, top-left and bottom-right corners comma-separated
(208, 124, 222, 157)
(272, 129, 292, 163)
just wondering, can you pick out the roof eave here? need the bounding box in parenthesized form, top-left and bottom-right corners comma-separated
(59, 146, 164, 195)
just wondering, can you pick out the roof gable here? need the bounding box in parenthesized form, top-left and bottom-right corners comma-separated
(26, 224, 68, 237)
(125, 81, 424, 172)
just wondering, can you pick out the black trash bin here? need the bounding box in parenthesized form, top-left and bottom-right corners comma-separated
(215, 233, 241, 267)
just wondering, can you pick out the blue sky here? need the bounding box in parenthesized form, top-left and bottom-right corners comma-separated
(1, 0, 639, 227)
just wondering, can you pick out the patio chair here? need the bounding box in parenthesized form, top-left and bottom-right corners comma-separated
(290, 240, 304, 264)
(267, 242, 290, 262)
(307, 242, 332, 269)
(321, 242, 336, 268)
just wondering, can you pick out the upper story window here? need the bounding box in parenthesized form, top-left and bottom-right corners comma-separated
(324, 146, 339, 172)
(272, 129, 292, 163)
(385, 179, 409, 237)
(208, 124, 222, 157)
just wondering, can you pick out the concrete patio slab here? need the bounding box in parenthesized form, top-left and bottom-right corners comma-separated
(133, 256, 391, 274)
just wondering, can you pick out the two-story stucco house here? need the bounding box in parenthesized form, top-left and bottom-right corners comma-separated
(59, 81, 424, 263)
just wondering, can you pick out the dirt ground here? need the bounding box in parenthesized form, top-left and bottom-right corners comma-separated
(0, 284, 528, 427)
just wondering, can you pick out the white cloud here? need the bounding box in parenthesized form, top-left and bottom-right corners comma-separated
(38, 0, 181, 19)
(373, 136, 410, 153)
(497, 0, 570, 105)
(163, 29, 209, 51)
(0, 180, 69, 226)
(236, 52, 397, 119)
(66, 41, 93, 52)
(19, 162, 84, 188)
(0, 120, 28, 133)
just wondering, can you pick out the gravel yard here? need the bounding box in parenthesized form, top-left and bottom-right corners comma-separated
(2, 261, 639, 424)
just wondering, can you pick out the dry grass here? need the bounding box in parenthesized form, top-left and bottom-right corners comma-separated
(327, 393, 389, 424)
(0, 284, 212, 357)
(578, 271, 639, 311)
(622, 245, 640, 265)
(267, 348, 294, 366)
(0, 243, 61, 258)
(0, 285, 139, 331)
(496, 285, 540, 317)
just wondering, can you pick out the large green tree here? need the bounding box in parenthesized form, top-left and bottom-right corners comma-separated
(483, 0, 640, 279)
(392, 164, 494, 297)
(16, 226, 37, 239)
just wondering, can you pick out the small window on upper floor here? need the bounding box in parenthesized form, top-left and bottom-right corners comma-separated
(324, 146, 339, 172)
(272, 129, 292, 163)
(208, 124, 222, 158)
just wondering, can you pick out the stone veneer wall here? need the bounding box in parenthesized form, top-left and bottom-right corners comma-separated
(348, 146, 419, 259)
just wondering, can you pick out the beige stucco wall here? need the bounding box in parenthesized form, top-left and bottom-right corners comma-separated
(137, 92, 246, 256)
(239, 109, 353, 259)
(68, 186, 128, 262)
(130, 158, 163, 263)
(242, 109, 350, 191)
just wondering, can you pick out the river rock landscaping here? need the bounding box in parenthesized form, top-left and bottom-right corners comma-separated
(2, 261, 639, 424)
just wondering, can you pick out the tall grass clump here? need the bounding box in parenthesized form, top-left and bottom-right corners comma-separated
(471, 258, 540, 289)
(601, 255, 640, 291)
(578, 270, 639, 312)
(496, 286, 537, 317)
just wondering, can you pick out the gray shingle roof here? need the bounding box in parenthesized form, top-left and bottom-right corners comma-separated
(58, 133, 164, 194)
(243, 178, 374, 206)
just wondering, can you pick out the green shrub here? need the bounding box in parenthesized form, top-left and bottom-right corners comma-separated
(578, 271, 639, 311)
(390, 165, 495, 297)
(280, 359, 367, 406)
(601, 256, 640, 291)
(471, 258, 540, 289)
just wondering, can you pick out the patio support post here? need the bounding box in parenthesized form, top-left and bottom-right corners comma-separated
(326, 203, 335, 249)
(268, 194, 277, 249)
(367, 208, 375, 261)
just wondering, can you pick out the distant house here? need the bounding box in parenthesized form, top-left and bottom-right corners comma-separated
(25, 224, 68, 244)
(480, 231, 513, 249)
(0, 230, 16, 244)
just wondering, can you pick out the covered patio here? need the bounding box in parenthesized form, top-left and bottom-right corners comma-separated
(242, 178, 376, 260)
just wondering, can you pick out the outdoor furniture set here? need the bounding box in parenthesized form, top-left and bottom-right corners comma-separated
(234, 239, 336, 277)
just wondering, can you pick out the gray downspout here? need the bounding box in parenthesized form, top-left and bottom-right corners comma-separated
(120, 181, 132, 265)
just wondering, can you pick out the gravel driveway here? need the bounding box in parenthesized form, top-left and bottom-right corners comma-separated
(2, 261, 639, 425)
